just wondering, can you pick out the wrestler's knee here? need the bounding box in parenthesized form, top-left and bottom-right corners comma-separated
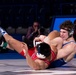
(53, 30, 59, 33)
(22, 42, 28, 50)
(52, 30, 59, 36)
(20, 42, 28, 57)
(22, 42, 27, 47)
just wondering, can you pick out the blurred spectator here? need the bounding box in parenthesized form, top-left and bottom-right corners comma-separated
(22, 21, 40, 49)
(39, 26, 45, 35)
(26, 21, 40, 40)
(73, 20, 76, 41)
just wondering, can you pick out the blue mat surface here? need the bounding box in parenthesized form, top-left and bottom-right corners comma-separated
(0, 52, 25, 59)
(0, 52, 76, 59)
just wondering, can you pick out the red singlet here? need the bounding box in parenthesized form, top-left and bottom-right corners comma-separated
(31, 50, 56, 65)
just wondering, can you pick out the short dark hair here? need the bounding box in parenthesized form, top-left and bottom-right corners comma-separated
(36, 42, 51, 58)
(59, 20, 74, 37)
(59, 20, 74, 31)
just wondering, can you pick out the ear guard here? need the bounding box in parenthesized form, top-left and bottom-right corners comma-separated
(69, 29, 74, 36)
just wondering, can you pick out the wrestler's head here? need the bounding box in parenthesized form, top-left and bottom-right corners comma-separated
(36, 42, 51, 59)
(59, 20, 74, 40)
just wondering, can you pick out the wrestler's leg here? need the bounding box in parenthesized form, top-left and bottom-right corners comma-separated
(0, 27, 28, 55)
(48, 30, 60, 40)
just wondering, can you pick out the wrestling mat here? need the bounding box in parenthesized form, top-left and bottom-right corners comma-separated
(0, 58, 76, 75)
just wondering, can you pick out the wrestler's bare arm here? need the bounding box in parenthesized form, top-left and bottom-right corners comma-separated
(56, 42, 76, 60)
(25, 52, 48, 70)
(65, 45, 76, 62)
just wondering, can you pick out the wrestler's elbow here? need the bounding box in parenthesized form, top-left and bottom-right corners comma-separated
(32, 63, 47, 70)
(31, 62, 45, 70)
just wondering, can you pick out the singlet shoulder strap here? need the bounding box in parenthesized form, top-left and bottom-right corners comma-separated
(51, 50, 56, 62)
(62, 41, 75, 47)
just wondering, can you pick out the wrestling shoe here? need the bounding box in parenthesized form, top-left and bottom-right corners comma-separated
(0, 27, 7, 36)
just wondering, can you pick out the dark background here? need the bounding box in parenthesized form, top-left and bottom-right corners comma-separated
(0, 0, 76, 28)
(0, 0, 76, 58)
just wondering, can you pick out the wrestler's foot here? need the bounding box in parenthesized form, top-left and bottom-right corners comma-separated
(0, 27, 7, 36)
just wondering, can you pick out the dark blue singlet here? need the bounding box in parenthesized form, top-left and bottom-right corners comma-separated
(47, 41, 75, 68)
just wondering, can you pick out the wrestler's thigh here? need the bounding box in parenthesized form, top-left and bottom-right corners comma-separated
(8, 39, 27, 53)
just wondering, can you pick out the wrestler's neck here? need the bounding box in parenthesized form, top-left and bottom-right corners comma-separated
(67, 37, 74, 41)
(63, 36, 74, 43)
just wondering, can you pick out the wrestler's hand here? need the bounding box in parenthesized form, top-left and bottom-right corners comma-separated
(33, 37, 42, 47)
(34, 35, 46, 42)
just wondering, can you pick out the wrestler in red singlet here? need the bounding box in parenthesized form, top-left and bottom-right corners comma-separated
(20, 42, 56, 66)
